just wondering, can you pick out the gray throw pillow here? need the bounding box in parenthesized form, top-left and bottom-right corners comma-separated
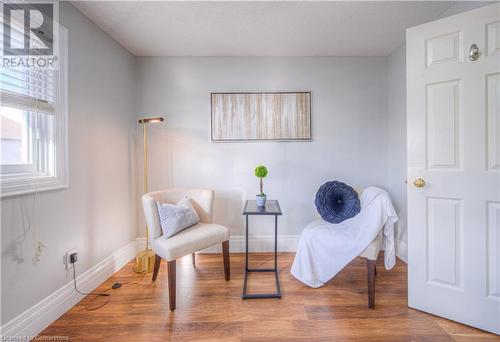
(156, 197, 200, 238)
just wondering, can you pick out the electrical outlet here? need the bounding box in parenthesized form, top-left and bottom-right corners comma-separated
(65, 249, 77, 269)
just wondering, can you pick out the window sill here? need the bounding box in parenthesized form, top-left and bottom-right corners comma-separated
(0, 173, 68, 198)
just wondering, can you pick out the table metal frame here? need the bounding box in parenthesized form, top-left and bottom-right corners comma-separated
(242, 200, 282, 299)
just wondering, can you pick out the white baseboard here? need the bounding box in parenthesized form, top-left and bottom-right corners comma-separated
(137, 235, 300, 253)
(396, 239, 408, 263)
(136, 237, 147, 249)
(139, 236, 406, 260)
(1, 241, 138, 339)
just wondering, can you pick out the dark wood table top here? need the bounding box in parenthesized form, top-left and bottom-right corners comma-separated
(243, 200, 282, 215)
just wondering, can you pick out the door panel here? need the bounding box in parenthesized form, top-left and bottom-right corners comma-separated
(486, 21, 500, 56)
(487, 201, 500, 301)
(425, 31, 463, 67)
(426, 80, 462, 169)
(407, 3, 500, 334)
(427, 197, 463, 289)
(487, 72, 500, 170)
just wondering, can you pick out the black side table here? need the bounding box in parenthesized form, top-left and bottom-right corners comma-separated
(242, 200, 282, 299)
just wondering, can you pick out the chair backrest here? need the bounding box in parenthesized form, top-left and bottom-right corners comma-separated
(142, 188, 215, 244)
(354, 187, 364, 196)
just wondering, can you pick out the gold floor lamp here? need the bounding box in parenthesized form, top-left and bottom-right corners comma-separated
(135, 116, 164, 273)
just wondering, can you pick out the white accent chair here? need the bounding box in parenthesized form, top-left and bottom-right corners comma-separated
(314, 187, 382, 308)
(142, 188, 230, 311)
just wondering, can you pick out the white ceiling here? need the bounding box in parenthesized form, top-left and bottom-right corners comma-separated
(71, 1, 464, 57)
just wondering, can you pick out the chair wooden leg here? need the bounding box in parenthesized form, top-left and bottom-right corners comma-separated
(167, 260, 176, 311)
(192, 253, 196, 266)
(367, 259, 376, 309)
(222, 240, 230, 281)
(152, 254, 161, 282)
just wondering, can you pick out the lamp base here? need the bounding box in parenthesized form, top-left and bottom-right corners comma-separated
(134, 248, 155, 273)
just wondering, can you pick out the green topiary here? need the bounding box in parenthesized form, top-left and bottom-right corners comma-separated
(254, 165, 268, 195)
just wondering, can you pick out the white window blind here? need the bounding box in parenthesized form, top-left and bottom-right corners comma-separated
(0, 6, 68, 197)
(1, 68, 56, 113)
(1, 1, 57, 111)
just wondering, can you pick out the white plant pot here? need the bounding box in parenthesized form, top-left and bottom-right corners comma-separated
(256, 194, 267, 208)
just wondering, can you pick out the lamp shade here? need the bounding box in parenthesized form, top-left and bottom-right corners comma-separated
(138, 117, 164, 124)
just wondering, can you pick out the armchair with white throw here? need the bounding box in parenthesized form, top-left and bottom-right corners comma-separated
(291, 187, 398, 309)
(142, 188, 230, 311)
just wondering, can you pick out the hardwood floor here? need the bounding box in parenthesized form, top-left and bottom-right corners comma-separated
(40, 253, 499, 341)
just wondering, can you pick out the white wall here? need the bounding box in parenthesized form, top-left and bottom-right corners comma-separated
(438, 1, 494, 18)
(135, 57, 388, 238)
(387, 45, 407, 259)
(0, 2, 137, 325)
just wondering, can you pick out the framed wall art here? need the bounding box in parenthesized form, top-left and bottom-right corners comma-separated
(211, 91, 311, 141)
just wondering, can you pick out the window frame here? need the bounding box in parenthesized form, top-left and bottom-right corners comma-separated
(0, 29, 68, 198)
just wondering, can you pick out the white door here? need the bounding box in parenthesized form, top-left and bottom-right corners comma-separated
(407, 3, 500, 334)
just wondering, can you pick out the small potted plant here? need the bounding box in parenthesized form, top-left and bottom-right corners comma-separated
(254, 165, 268, 208)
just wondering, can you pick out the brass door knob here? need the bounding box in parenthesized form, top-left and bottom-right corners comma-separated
(413, 178, 426, 188)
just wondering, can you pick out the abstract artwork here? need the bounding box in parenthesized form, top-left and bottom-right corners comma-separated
(211, 92, 311, 141)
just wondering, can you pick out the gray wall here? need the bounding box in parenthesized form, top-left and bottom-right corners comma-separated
(1, 2, 137, 324)
(135, 57, 389, 237)
(387, 45, 407, 253)
(439, 1, 494, 18)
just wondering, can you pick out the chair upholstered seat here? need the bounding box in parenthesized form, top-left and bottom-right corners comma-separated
(153, 223, 230, 261)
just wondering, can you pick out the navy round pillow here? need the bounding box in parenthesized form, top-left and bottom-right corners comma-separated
(315, 181, 361, 224)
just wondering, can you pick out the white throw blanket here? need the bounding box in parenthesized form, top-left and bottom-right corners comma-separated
(291, 187, 398, 288)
